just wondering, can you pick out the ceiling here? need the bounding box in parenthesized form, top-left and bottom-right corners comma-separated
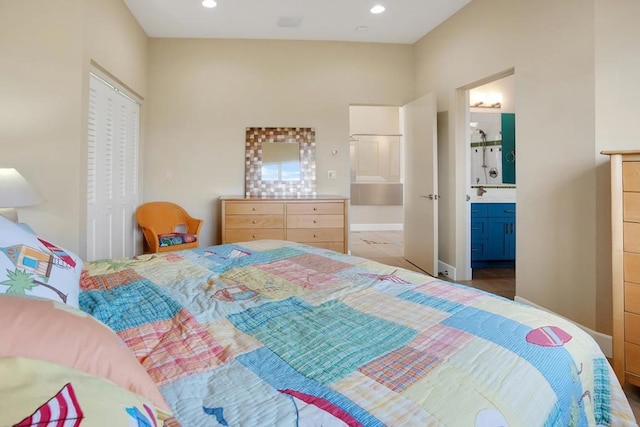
(123, 0, 471, 44)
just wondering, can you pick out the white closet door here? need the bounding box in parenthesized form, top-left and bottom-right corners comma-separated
(87, 73, 140, 261)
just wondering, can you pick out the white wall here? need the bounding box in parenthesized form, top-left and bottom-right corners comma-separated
(144, 39, 414, 246)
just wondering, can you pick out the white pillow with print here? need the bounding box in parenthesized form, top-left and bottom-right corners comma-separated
(0, 216, 83, 308)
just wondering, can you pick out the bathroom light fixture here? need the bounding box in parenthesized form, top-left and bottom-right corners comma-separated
(470, 92, 502, 108)
(370, 5, 385, 14)
(202, 0, 217, 8)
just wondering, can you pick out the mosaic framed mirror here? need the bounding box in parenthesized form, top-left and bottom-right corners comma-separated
(245, 127, 316, 197)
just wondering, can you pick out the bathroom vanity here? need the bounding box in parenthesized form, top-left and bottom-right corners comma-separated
(471, 202, 516, 268)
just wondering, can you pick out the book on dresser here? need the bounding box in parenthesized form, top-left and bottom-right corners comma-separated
(220, 196, 349, 254)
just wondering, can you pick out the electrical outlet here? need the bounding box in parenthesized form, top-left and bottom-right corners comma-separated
(440, 270, 449, 277)
(328, 170, 336, 179)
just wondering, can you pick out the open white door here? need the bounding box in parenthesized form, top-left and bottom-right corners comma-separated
(402, 93, 438, 275)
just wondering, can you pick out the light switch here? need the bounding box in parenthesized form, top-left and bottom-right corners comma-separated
(328, 170, 336, 179)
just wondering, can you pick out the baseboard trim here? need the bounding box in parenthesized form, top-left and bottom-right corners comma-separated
(438, 261, 456, 281)
(514, 296, 612, 358)
(350, 223, 403, 232)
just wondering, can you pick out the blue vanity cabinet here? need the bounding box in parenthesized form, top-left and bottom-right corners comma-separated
(471, 204, 489, 262)
(471, 203, 515, 268)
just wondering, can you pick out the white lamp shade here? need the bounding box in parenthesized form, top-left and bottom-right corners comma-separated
(0, 168, 45, 208)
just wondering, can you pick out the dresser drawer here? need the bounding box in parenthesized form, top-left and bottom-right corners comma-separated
(487, 203, 516, 218)
(625, 312, 640, 345)
(470, 203, 488, 217)
(225, 229, 285, 242)
(304, 242, 345, 252)
(225, 202, 284, 215)
(287, 228, 344, 243)
(626, 282, 640, 314)
(471, 218, 488, 239)
(624, 192, 640, 223)
(225, 215, 284, 229)
(623, 161, 640, 192)
(626, 342, 640, 376)
(286, 202, 344, 215)
(624, 252, 640, 284)
(287, 214, 344, 228)
(624, 222, 640, 253)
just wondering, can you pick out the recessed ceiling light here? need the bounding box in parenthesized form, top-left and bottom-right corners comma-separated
(355, 26, 369, 32)
(370, 5, 385, 14)
(202, 0, 217, 8)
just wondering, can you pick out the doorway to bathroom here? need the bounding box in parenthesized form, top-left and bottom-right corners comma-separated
(464, 71, 516, 293)
(348, 105, 403, 231)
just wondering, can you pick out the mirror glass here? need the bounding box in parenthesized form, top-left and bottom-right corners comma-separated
(261, 142, 301, 181)
(245, 127, 316, 197)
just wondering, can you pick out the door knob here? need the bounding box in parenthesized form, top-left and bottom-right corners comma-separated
(420, 194, 439, 200)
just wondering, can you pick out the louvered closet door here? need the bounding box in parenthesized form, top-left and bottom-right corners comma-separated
(87, 74, 140, 261)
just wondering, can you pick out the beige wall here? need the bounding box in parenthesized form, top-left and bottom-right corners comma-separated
(415, 0, 640, 333)
(1, 1, 85, 252)
(0, 0, 147, 256)
(145, 39, 414, 246)
(594, 0, 640, 332)
(5, 0, 637, 335)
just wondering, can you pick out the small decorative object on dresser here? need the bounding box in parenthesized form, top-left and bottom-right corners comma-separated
(220, 196, 348, 253)
(604, 150, 640, 387)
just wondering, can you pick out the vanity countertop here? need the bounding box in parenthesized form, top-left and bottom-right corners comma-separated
(469, 186, 516, 203)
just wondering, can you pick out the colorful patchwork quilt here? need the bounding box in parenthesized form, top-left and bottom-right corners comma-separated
(79, 240, 636, 426)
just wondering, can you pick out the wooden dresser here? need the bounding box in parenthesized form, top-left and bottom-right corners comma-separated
(604, 150, 640, 386)
(220, 196, 349, 253)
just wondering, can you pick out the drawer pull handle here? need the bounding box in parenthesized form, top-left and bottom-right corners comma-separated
(252, 220, 256, 224)
(504, 210, 516, 213)
(252, 208, 255, 211)
(471, 227, 479, 231)
(313, 207, 317, 211)
(313, 220, 317, 224)
(313, 234, 317, 238)
(472, 248, 479, 252)
(252, 234, 256, 239)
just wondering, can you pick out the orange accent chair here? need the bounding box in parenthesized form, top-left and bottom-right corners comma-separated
(135, 202, 203, 253)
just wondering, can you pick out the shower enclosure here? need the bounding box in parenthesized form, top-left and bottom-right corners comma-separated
(470, 112, 515, 189)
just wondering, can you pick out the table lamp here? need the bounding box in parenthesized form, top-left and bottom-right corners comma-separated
(0, 168, 45, 222)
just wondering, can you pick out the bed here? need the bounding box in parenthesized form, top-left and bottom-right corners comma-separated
(0, 214, 635, 426)
(73, 239, 635, 426)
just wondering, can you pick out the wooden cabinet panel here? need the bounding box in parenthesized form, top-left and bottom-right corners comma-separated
(626, 342, 640, 375)
(286, 202, 344, 215)
(626, 282, 640, 314)
(625, 312, 640, 345)
(225, 215, 283, 229)
(287, 228, 344, 243)
(225, 202, 284, 215)
(623, 162, 640, 192)
(226, 229, 285, 242)
(287, 214, 344, 229)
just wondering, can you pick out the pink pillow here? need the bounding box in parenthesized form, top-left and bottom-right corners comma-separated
(0, 294, 170, 413)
